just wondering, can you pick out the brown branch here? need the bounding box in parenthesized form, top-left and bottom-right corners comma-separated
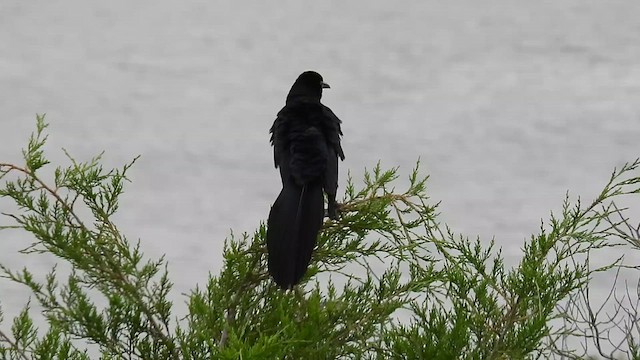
(0, 163, 87, 229)
(0, 328, 30, 360)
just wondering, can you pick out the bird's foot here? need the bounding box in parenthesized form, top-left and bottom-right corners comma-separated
(327, 201, 341, 220)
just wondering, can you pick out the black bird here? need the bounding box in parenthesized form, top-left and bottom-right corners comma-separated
(267, 71, 345, 289)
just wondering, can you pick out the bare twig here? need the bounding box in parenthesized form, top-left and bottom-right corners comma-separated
(0, 328, 30, 360)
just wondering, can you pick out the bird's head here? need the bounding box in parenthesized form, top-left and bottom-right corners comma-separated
(286, 71, 330, 103)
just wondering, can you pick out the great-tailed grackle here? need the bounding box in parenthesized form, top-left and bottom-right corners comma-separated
(267, 71, 345, 289)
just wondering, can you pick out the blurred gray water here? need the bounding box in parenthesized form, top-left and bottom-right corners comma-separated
(1, 0, 640, 350)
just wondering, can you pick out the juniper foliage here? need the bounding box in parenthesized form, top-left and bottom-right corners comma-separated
(1, 116, 639, 359)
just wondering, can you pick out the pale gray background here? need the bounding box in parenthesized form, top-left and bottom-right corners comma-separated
(1, 0, 640, 351)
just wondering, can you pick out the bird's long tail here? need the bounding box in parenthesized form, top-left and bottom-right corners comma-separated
(267, 181, 324, 289)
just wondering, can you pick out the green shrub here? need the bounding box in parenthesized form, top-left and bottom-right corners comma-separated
(1, 115, 639, 359)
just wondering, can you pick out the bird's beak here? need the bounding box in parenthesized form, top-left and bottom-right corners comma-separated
(321, 81, 330, 89)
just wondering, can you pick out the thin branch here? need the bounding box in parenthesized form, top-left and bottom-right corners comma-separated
(0, 328, 30, 360)
(0, 163, 87, 229)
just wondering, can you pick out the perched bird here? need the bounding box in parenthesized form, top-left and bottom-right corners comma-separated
(267, 71, 345, 289)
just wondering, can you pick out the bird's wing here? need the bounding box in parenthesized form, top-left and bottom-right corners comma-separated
(322, 105, 345, 161)
(269, 107, 289, 168)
